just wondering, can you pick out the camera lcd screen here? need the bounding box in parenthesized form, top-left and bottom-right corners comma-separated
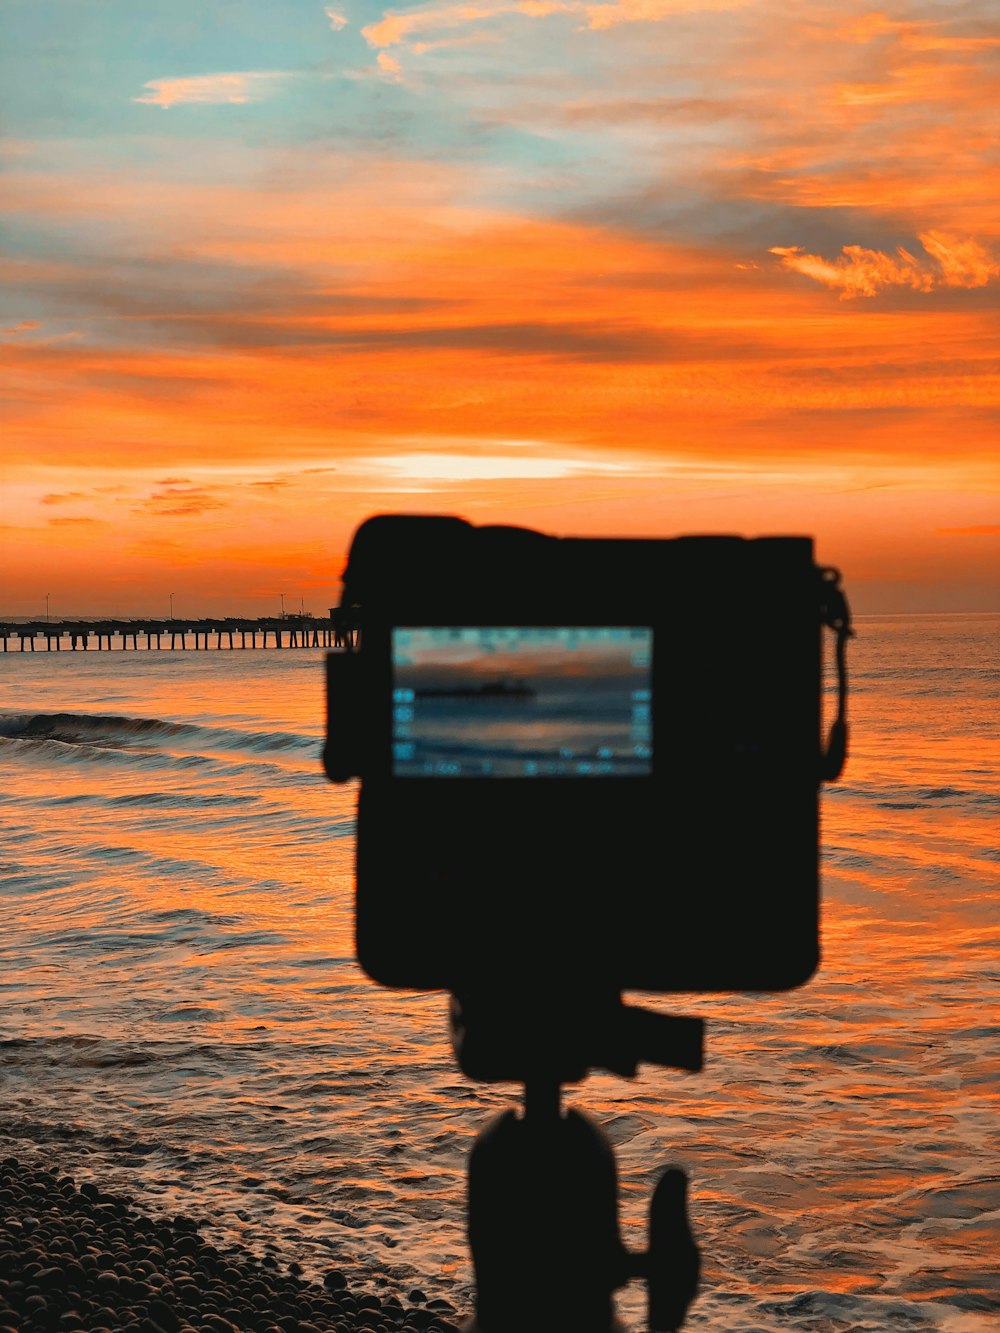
(391, 627, 653, 777)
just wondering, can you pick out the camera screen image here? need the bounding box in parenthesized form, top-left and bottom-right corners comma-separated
(391, 626, 653, 777)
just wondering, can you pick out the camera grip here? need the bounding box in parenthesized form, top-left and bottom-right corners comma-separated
(323, 650, 365, 782)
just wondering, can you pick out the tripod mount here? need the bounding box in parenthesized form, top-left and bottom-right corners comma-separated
(451, 989, 704, 1333)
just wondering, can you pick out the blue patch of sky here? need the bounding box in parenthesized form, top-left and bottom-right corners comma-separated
(2, 0, 852, 258)
(2, 0, 670, 222)
(1, 0, 378, 138)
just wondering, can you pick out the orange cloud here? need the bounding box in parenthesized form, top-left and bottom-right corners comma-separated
(3, 129, 997, 614)
(837, 11, 1000, 55)
(362, 2, 580, 49)
(920, 232, 1000, 288)
(769, 233, 999, 298)
(678, 7, 999, 240)
(584, 0, 744, 30)
(2, 168, 996, 483)
(137, 487, 228, 517)
(361, 0, 743, 50)
(133, 72, 291, 108)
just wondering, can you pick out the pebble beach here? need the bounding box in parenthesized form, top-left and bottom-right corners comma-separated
(0, 1156, 465, 1333)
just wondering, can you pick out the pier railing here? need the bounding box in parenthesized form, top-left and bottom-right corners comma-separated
(0, 615, 357, 653)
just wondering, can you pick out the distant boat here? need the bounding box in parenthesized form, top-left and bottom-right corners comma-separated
(414, 678, 536, 701)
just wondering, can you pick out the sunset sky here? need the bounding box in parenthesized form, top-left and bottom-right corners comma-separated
(1, 0, 997, 617)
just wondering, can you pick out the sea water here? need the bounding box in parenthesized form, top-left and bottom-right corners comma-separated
(1, 614, 997, 1331)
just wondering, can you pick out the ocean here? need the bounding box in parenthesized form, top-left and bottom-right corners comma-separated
(1, 613, 997, 1332)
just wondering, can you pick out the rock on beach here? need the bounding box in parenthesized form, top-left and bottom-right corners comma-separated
(0, 1157, 463, 1333)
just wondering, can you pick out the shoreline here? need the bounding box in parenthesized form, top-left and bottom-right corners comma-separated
(0, 1156, 466, 1332)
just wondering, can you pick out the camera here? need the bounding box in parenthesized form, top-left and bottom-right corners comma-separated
(324, 513, 850, 1000)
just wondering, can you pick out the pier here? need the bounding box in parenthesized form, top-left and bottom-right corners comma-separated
(0, 613, 357, 653)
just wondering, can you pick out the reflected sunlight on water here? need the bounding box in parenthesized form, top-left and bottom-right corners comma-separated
(1, 614, 997, 1330)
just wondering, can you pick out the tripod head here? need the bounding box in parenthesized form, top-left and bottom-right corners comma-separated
(449, 988, 703, 1084)
(452, 989, 704, 1332)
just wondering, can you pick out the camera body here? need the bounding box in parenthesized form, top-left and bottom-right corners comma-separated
(325, 513, 841, 998)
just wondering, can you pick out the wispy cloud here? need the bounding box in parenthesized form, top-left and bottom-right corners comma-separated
(377, 51, 404, 78)
(137, 486, 227, 517)
(3, 319, 39, 335)
(363, 4, 523, 50)
(583, 0, 744, 31)
(770, 232, 1000, 299)
(133, 72, 292, 109)
(836, 11, 1000, 55)
(325, 7, 350, 30)
(361, 0, 741, 49)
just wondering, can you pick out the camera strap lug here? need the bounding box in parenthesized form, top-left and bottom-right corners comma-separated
(819, 566, 853, 782)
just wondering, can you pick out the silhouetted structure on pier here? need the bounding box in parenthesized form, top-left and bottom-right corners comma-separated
(0, 613, 358, 653)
